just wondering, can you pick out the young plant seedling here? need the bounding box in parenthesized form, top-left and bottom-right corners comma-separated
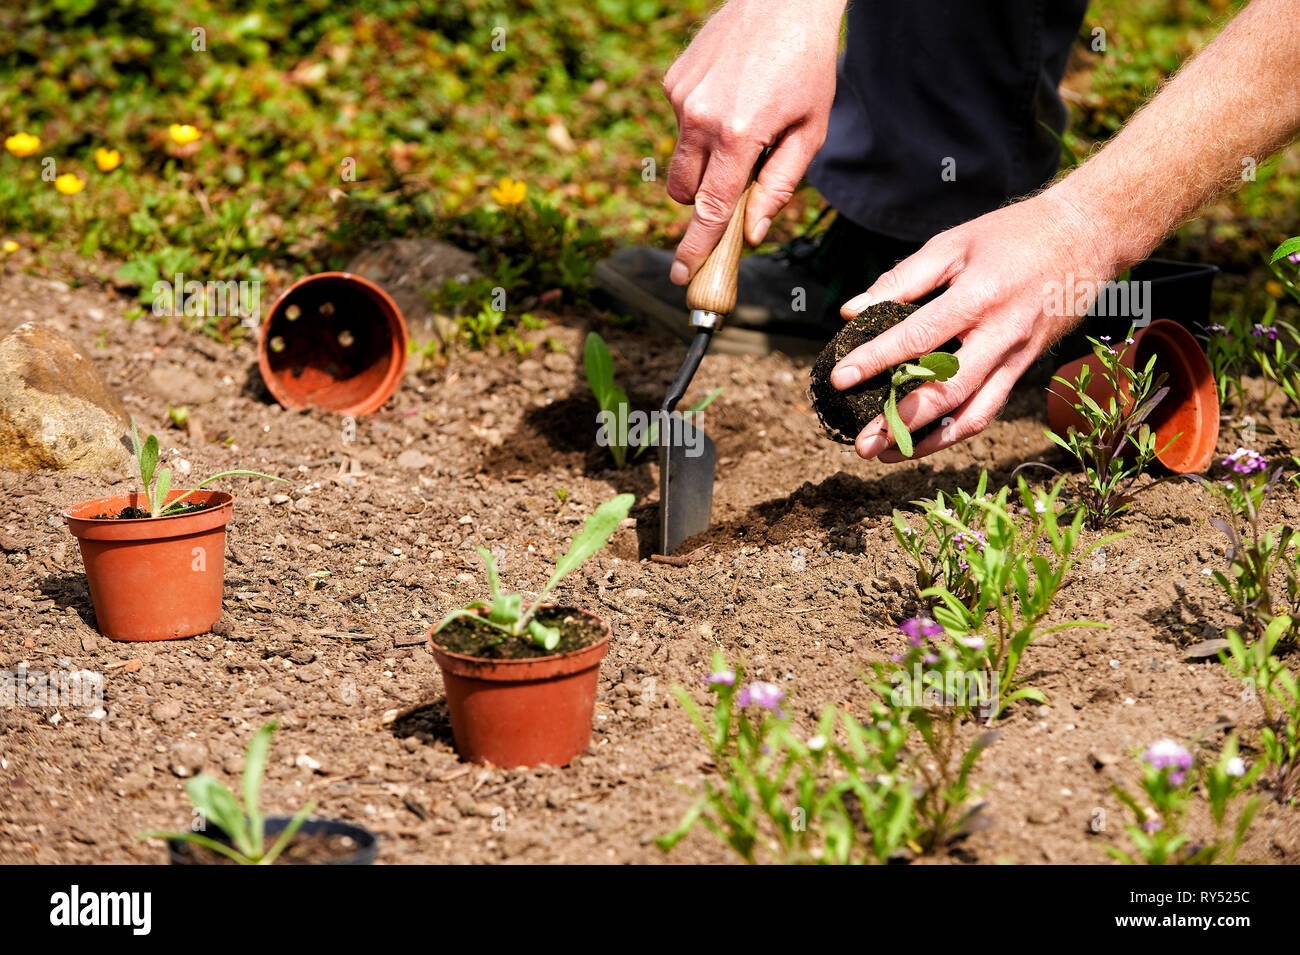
(584, 332, 721, 467)
(434, 493, 634, 650)
(882, 353, 959, 458)
(139, 721, 315, 865)
(129, 417, 286, 518)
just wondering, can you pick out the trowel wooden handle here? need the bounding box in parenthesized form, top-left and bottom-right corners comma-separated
(686, 184, 752, 316)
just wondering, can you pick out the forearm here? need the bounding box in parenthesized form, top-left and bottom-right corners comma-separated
(1053, 0, 1300, 273)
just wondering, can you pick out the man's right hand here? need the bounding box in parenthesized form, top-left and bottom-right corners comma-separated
(663, 0, 845, 285)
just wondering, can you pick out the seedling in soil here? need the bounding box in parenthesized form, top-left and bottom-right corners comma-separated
(921, 477, 1121, 720)
(434, 493, 634, 651)
(139, 721, 315, 865)
(127, 418, 286, 518)
(1033, 330, 1175, 529)
(1192, 449, 1299, 646)
(809, 302, 957, 456)
(584, 332, 720, 467)
(1107, 736, 1262, 865)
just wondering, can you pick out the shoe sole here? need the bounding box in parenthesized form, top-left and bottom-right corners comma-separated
(592, 260, 826, 358)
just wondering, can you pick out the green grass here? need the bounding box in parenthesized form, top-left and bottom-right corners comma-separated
(1, 0, 1297, 340)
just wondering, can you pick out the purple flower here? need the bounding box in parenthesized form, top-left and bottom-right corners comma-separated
(1223, 447, 1267, 475)
(1251, 323, 1279, 341)
(900, 616, 943, 642)
(922, 653, 938, 664)
(736, 681, 785, 712)
(1100, 335, 1111, 342)
(1143, 738, 1193, 784)
(704, 669, 735, 689)
(1142, 818, 1164, 834)
(1289, 251, 1300, 266)
(957, 635, 986, 651)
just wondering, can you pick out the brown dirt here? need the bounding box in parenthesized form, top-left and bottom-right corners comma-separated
(2, 264, 1299, 866)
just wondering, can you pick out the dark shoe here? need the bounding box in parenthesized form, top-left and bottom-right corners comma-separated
(592, 212, 922, 356)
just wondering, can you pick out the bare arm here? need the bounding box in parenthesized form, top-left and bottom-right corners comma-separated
(833, 0, 1300, 462)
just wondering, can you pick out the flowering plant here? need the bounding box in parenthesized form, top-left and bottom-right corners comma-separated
(1220, 618, 1300, 805)
(1107, 736, 1262, 865)
(658, 652, 920, 864)
(1191, 449, 1295, 646)
(920, 477, 1120, 720)
(892, 469, 991, 606)
(1037, 327, 1175, 529)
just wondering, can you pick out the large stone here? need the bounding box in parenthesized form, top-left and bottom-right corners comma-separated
(345, 238, 481, 343)
(0, 322, 131, 474)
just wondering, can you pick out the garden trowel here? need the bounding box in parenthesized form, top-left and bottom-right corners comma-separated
(658, 184, 752, 554)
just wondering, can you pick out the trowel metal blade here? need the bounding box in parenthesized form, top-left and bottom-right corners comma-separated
(659, 417, 716, 555)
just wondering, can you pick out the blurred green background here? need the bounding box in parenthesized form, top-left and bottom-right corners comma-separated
(1, 0, 1295, 341)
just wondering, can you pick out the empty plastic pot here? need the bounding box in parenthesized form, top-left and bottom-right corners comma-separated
(258, 272, 407, 416)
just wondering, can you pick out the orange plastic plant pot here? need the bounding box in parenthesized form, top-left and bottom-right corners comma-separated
(428, 608, 611, 768)
(1046, 318, 1220, 474)
(63, 490, 233, 642)
(258, 272, 407, 416)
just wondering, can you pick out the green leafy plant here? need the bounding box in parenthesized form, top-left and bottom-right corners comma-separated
(433, 493, 634, 651)
(892, 469, 991, 608)
(584, 331, 720, 468)
(883, 352, 959, 458)
(657, 653, 919, 865)
(1220, 618, 1300, 805)
(922, 477, 1121, 720)
(1036, 330, 1175, 529)
(139, 721, 315, 865)
(1107, 736, 1262, 865)
(129, 418, 286, 518)
(659, 648, 996, 864)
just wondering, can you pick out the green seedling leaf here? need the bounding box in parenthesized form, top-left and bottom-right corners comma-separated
(476, 546, 501, 600)
(917, 352, 959, 380)
(259, 799, 317, 866)
(141, 433, 159, 494)
(527, 619, 561, 651)
(1270, 236, 1300, 264)
(584, 332, 615, 406)
(884, 392, 913, 458)
(153, 467, 172, 517)
(545, 493, 635, 591)
(242, 720, 276, 858)
(185, 774, 253, 858)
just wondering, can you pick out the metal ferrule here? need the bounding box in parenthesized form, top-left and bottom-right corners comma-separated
(689, 308, 724, 330)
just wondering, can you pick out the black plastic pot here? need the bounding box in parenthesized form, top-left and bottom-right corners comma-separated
(1026, 257, 1219, 388)
(167, 816, 378, 866)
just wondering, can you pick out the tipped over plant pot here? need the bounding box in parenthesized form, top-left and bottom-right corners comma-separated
(428, 494, 633, 767)
(1046, 319, 1219, 474)
(62, 420, 286, 641)
(259, 272, 407, 416)
(143, 721, 377, 865)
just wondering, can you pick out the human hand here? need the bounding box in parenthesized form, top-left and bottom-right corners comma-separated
(830, 191, 1123, 462)
(663, 0, 844, 285)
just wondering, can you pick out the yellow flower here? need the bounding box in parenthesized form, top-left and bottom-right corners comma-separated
(54, 173, 85, 196)
(2, 240, 18, 253)
(168, 124, 201, 145)
(491, 177, 527, 207)
(94, 148, 121, 172)
(5, 132, 40, 157)
(1266, 279, 1284, 299)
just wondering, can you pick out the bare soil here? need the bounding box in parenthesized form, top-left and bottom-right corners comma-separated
(2, 264, 1299, 865)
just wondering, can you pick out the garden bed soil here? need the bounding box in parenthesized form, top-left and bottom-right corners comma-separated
(433, 607, 604, 660)
(2, 266, 1299, 865)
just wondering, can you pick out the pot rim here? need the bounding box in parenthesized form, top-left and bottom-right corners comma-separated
(62, 489, 234, 524)
(428, 604, 611, 668)
(166, 815, 378, 865)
